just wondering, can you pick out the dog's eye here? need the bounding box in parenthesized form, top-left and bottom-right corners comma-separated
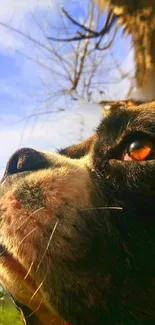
(122, 140, 152, 161)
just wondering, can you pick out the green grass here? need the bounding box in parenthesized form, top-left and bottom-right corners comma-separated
(0, 303, 23, 325)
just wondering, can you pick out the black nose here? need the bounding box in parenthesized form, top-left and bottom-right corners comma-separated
(2, 147, 48, 181)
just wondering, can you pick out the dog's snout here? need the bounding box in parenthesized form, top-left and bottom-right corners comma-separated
(2, 147, 48, 180)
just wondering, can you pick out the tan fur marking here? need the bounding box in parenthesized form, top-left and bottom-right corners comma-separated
(0, 154, 92, 324)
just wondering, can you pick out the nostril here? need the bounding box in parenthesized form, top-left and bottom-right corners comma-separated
(2, 147, 49, 181)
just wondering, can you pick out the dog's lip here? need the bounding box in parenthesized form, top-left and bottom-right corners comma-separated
(0, 244, 46, 309)
(0, 243, 33, 284)
(0, 242, 40, 300)
(0, 244, 69, 325)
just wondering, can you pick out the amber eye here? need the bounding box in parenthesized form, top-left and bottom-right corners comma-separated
(123, 140, 153, 161)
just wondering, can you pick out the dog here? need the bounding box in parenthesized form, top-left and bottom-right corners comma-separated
(1, 100, 155, 324)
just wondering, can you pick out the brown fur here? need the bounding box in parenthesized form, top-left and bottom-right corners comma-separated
(2, 101, 155, 324)
(0, 155, 92, 325)
(99, 99, 140, 115)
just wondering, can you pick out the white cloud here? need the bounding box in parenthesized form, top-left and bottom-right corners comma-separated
(0, 0, 66, 51)
(0, 0, 53, 19)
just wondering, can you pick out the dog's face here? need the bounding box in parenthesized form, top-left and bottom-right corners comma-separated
(1, 101, 155, 325)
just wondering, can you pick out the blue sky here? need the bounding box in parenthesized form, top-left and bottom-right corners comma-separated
(0, 0, 134, 177)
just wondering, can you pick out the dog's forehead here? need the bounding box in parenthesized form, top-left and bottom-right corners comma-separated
(101, 100, 155, 115)
(122, 101, 155, 126)
(97, 101, 155, 144)
(103, 100, 155, 122)
(128, 101, 155, 112)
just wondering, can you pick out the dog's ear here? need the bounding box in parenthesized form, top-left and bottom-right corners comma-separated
(59, 135, 95, 159)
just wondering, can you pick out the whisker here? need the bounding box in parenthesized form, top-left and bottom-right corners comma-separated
(24, 260, 34, 280)
(29, 268, 49, 305)
(18, 227, 37, 249)
(81, 206, 123, 211)
(74, 166, 84, 173)
(27, 298, 43, 318)
(17, 207, 45, 230)
(36, 219, 59, 272)
(49, 316, 64, 325)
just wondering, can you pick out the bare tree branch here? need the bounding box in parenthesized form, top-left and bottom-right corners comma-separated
(0, 1, 133, 104)
(61, 8, 96, 34)
(48, 8, 117, 42)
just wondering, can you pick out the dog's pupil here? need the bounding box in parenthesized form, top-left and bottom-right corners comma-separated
(128, 140, 152, 160)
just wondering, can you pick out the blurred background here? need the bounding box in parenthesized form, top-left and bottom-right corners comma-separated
(0, 0, 134, 323)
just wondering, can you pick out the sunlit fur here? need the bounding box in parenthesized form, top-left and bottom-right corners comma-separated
(1, 101, 155, 324)
(0, 154, 92, 325)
